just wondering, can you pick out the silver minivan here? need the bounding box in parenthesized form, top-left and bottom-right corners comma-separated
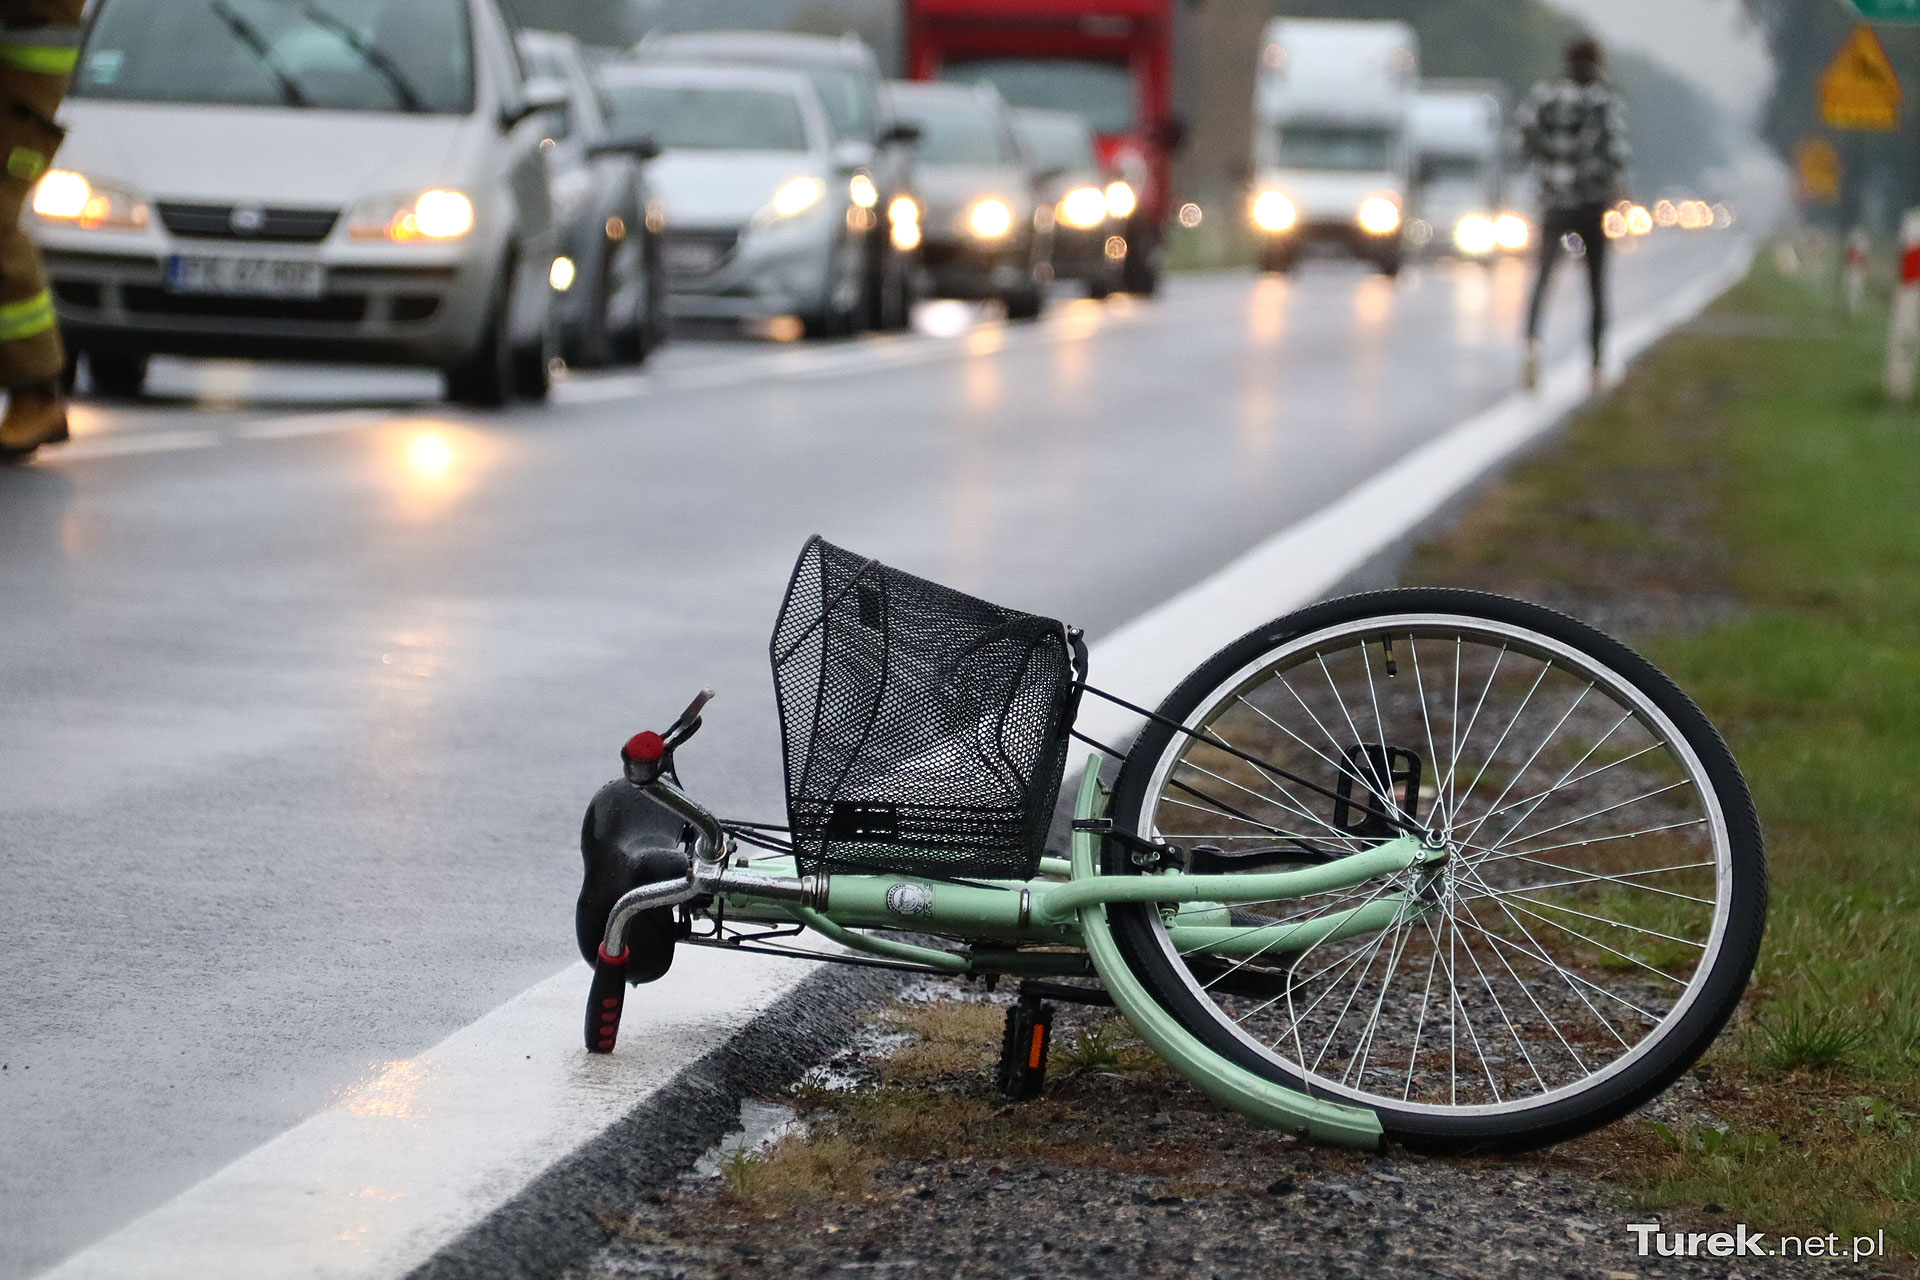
(31, 0, 561, 405)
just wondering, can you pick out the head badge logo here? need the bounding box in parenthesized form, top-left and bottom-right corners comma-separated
(885, 883, 934, 918)
(229, 203, 266, 235)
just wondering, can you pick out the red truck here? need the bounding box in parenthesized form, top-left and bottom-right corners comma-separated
(904, 0, 1182, 295)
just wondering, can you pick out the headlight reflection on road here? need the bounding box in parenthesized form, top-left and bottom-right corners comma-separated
(1248, 273, 1288, 348)
(408, 431, 456, 479)
(392, 423, 482, 519)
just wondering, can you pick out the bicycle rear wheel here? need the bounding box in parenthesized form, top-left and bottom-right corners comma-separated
(1103, 589, 1765, 1152)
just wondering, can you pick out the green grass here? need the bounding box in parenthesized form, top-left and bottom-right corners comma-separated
(1409, 253, 1920, 1260)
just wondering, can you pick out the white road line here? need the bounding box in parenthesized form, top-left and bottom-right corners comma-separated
(30, 238, 1751, 1280)
(36, 950, 816, 1280)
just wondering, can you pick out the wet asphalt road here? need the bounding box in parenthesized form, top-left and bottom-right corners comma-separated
(0, 233, 1738, 1278)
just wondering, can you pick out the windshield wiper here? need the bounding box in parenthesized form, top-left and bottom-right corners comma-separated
(299, 3, 426, 113)
(208, 0, 309, 108)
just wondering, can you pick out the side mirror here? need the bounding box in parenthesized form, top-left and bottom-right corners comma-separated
(502, 78, 569, 131)
(588, 132, 662, 162)
(1152, 114, 1189, 154)
(880, 120, 922, 146)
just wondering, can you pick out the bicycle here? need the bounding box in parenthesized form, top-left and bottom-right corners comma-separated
(575, 536, 1765, 1153)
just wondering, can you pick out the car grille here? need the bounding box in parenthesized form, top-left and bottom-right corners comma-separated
(122, 285, 368, 323)
(660, 229, 739, 278)
(155, 202, 340, 243)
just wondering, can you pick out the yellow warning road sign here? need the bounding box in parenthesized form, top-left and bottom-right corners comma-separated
(1796, 137, 1843, 203)
(1821, 26, 1901, 130)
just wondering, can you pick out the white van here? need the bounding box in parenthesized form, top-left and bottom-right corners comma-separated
(1410, 82, 1508, 259)
(1248, 18, 1416, 276)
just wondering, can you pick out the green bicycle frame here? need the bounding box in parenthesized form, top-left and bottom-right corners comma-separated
(719, 810, 1435, 967)
(713, 772, 1437, 1147)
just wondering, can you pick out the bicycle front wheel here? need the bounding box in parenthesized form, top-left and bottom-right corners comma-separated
(1104, 589, 1765, 1152)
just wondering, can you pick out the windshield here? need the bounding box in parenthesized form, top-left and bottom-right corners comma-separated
(1013, 116, 1095, 172)
(803, 67, 872, 142)
(1276, 123, 1395, 172)
(1419, 154, 1484, 185)
(605, 82, 812, 152)
(943, 59, 1135, 135)
(894, 96, 1014, 165)
(75, 0, 472, 113)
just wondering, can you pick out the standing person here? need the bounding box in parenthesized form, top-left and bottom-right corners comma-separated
(0, 0, 84, 463)
(1516, 36, 1628, 392)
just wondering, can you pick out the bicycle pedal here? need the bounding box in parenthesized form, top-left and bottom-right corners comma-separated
(996, 995, 1053, 1101)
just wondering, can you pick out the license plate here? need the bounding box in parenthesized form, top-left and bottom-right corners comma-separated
(662, 241, 727, 276)
(166, 254, 325, 299)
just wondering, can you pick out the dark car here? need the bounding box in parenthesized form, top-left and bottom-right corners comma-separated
(631, 30, 921, 331)
(517, 29, 665, 367)
(1010, 107, 1122, 299)
(888, 81, 1047, 320)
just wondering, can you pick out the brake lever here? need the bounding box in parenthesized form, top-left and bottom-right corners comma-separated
(663, 687, 716, 750)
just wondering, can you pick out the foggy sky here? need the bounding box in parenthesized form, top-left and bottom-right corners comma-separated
(1540, 0, 1773, 120)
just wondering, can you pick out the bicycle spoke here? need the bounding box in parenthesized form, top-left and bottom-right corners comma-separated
(1448, 658, 1552, 834)
(1466, 816, 1708, 863)
(1454, 680, 1595, 850)
(1483, 780, 1694, 854)
(1458, 855, 1718, 905)
(1453, 893, 1590, 1077)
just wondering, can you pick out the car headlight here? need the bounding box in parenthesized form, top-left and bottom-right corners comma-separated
(848, 172, 878, 209)
(888, 195, 920, 251)
(1357, 196, 1400, 236)
(1057, 186, 1107, 230)
(771, 176, 822, 218)
(1453, 215, 1496, 256)
(1493, 213, 1529, 250)
(31, 169, 149, 230)
(1103, 180, 1136, 219)
(1251, 190, 1296, 233)
(549, 256, 575, 291)
(347, 189, 474, 242)
(969, 198, 1013, 239)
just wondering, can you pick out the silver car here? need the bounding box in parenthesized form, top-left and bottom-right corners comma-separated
(598, 63, 865, 337)
(518, 28, 666, 368)
(31, 0, 561, 405)
(630, 31, 922, 332)
(887, 82, 1049, 321)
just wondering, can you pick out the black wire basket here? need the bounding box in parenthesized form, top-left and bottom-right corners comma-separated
(770, 536, 1080, 882)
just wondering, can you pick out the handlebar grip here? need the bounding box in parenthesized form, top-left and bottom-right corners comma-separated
(585, 946, 628, 1053)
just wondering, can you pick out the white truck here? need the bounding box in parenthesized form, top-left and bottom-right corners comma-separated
(1249, 18, 1417, 276)
(1409, 81, 1513, 259)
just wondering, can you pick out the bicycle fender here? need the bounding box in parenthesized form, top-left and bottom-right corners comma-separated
(1071, 768, 1385, 1150)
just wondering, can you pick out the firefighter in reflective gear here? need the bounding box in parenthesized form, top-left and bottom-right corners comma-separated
(0, 1, 83, 463)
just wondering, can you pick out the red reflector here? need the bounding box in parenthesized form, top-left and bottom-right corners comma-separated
(622, 731, 665, 762)
(1902, 245, 1920, 285)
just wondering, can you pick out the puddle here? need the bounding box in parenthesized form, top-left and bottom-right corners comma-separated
(687, 1098, 805, 1180)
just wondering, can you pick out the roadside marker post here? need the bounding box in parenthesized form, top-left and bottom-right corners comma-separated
(1883, 209, 1920, 403)
(1845, 227, 1870, 314)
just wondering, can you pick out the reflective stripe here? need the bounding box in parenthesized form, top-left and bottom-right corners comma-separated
(0, 26, 83, 76)
(0, 289, 55, 342)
